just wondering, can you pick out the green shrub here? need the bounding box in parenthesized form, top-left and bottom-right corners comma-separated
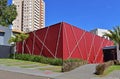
(50, 58, 63, 66)
(10, 54, 87, 70)
(9, 54, 14, 58)
(64, 59, 81, 62)
(32, 55, 41, 62)
(10, 53, 62, 66)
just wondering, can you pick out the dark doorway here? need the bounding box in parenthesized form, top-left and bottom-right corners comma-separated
(103, 46, 117, 62)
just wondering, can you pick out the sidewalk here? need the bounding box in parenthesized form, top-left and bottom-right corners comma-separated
(54, 64, 96, 79)
(0, 64, 120, 79)
(54, 64, 120, 79)
(0, 64, 63, 78)
(0, 70, 50, 79)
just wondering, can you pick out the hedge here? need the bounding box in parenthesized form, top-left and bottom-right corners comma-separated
(10, 54, 62, 66)
(10, 54, 88, 71)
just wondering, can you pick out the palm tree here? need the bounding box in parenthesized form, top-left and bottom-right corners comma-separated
(103, 26, 120, 61)
(8, 34, 22, 59)
(8, 33, 29, 58)
(19, 33, 29, 54)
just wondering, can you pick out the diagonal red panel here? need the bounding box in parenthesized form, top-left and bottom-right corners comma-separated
(23, 32, 34, 54)
(17, 22, 114, 63)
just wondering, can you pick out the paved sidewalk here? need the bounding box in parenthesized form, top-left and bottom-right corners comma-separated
(0, 64, 63, 78)
(0, 64, 120, 79)
(0, 70, 50, 79)
(54, 64, 120, 79)
(55, 64, 97, 79)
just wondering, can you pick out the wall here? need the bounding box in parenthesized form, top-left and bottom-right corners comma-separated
(62, 23, 113, 63)
(0, 26, 12, 45)
(17, 22, 113, 63)
(0, 45, 13, 58)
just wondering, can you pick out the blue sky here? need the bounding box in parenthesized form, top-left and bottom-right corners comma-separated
(8, 0, 120, 31)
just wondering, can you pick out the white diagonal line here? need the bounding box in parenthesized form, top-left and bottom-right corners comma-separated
(83, 35, 88, 59)
(34, 32, 56, 58)
(93, 39, 105, 63)
(70, 25, 83, 59)
(40, 26, 49, 55)
(64, 24, 71, 55)
(87, 34, 95, 61)
(55, 23, 62, 57)
(67, 31, 86, 59)
(24, 40, 31, 55)
(32, 31, 36, 55)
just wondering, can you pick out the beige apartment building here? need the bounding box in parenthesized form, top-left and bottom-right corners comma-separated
(12, 0, 23, 32)
(12, 0, 45, 33)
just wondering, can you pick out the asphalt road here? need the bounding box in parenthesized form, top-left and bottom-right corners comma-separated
(0, 70, 51, 79)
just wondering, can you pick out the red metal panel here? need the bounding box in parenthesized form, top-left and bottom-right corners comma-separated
(17, 22, 113, 63)
(16, 42, 22, 53)
(25, 32, 35, 54)
(17, 23, 63, 58)
(62, 22, 113, 63)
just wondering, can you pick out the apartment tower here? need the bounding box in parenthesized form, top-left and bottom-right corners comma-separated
(12, 0, 23, 32)
(12, 0, 45, 33)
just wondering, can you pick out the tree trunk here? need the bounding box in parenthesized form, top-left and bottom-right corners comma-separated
(116, 44, 120, 61)
(12, 43, 16, 59)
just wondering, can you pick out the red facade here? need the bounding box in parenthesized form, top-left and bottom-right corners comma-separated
(17, 22, 113, 63)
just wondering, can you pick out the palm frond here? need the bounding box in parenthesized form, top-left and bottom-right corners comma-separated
(103, 26, 120, 45)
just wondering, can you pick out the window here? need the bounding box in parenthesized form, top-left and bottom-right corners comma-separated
(0, 32, 5, 45)
(0, 32, 4, 36)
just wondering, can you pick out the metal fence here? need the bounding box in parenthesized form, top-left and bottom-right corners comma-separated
(0, 45, 13, 58)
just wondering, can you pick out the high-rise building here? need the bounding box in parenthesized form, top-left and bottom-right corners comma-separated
(12, 0, 23, 32)
(12, 0, 45, 33)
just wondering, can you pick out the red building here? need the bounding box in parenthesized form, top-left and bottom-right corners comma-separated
(17, 22, 113, 63)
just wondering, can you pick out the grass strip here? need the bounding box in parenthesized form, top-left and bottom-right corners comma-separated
(39, 66, 62, 72)
(104, 65, 120, 75)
